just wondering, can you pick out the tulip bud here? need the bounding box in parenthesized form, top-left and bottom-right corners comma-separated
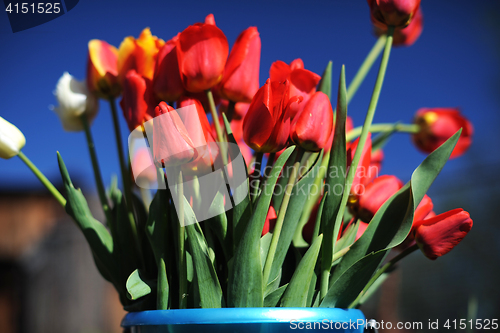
(86, 39, 120, 98)
(117, 28, 164, 85)
(177, 22, 229, 92)
(153, 102, 197, 167)
(412, 108, 473, 159)
(219, 27, 261, 103)
(243, 79, 296, 153)
(367, 0, 421, 29)
(355, 175, 403, 222)
(290, 91, 333, 152)
(413, 208, 473, 260)
(0, 117, 26, 159)
(270, 59, 321, 119)
(120, 70, 155, 132)
(152, 34, 185, 103)
(52, 72, 99, 132)
(375, 7, 423, 47)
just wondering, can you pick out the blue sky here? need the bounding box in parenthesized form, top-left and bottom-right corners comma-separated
(1, 0, 499, 191)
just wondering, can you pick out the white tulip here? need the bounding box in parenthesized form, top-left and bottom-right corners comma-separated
(52, 72, 99, 131)
(0, 116, 26, 159)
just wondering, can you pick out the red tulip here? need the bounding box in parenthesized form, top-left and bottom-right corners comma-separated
(412, 108, 473, 159)
(153, 102, 197, 167)
(132, 147, 157, 186)
(153, 34, 185, 103)
(219, 27, 261, 103)
(355, 222, 369, 242)
(269, 59, 321, 119)
(290, 91, 334, 152)
(347, 135, 372, 196)
(177, 21, 229, 92)
(243, 79, 299, 153)
(413, 194, 434, 224)
(86, 39, 120, 98)
(374, 7, 423, 47)
(205, 13, 216, 25)
(117, 28, 164, 84)
(413, 208, 473, 260)
(356, 175, 403, 222)
(262, 205, 278, 236)
(366, 149, 384, 182)
(177, 97, 219, 176)
(120, 70, 155, 132)
(367, 0, 421, 29)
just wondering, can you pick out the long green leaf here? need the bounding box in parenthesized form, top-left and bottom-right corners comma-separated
(318, 61, 333, 100)
(264, 284, 288, 307)
(228, 146, 295, 307)
(331, 130, 462, 283)
(281, 234, 323, 307)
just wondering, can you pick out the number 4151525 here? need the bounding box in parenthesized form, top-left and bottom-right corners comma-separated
(5, 3, 61, 14)
(444, 319, 498, 330)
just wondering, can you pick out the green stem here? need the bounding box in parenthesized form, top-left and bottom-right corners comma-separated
(206, 90, 224, 143)
(346, 123, 420, 142)
(108, 98, 141, 266)
(80, 115, 111, 223)
(17, 151, 66, 207)
(346, 35, 387, 105)
(332, 26, 394, 252)
(176, 167, 187, 309)
(348, 244, 418, 309)
(262, 150, 301, 286)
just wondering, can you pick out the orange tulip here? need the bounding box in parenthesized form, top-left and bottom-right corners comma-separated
(177, 21, 229, 92)
(269, 59, 321, 119)
(290, 91, 333, 152)
(86, 39, 120, 98)
(153, 34, 185, 103)
(117, 28, 164, 85)
(219, 27, 261, 103)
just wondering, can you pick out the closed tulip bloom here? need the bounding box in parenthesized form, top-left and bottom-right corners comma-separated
(120, 70, 155, 132)
(118, 28, 164, 85)
(412, 108, 473, 159)
(86, 39, 120, 98)
(0, 117, 26, 159)
(290, 91, 333, 152)
(52, 72, 99, 132)
(367, 0, 421, 29)
(375, 7, 423, 47)
(219, 27, 261, 103)
(270, 59, 321, 119)
(153, 34, 184, 103)
(413, 208, 473, 260)
(153, 102, 197, 167)
(177, 22, 229, 92)
(356, 175, 403, 222)
(243, 79, 299, 153)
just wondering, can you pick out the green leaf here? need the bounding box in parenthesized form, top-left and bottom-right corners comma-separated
(321, 65, 347, 291)
(228, 146, 295, 307)
(126, 269, 153, 300)
(184, 200, 223, 308)
(260, 233, 273, 270)
(57, 152, 118, 286)
(281, 234, 323, 307)
(269, 151, 323, 282)
(331, 130, 462, 283)
(223, 114, 252, 251)
(206, 183, 230, 259)
(264, 283, 288, 307)
(320, 250, 387, 308)
(319, 61, 333, 100)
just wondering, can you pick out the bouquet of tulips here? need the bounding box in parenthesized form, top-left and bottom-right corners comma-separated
(0, 0, 474, 312)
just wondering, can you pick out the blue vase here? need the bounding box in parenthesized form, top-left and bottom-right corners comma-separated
(122, 307, 367, 332)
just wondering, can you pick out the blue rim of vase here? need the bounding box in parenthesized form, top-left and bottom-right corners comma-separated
(121, 307, 365, 327)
